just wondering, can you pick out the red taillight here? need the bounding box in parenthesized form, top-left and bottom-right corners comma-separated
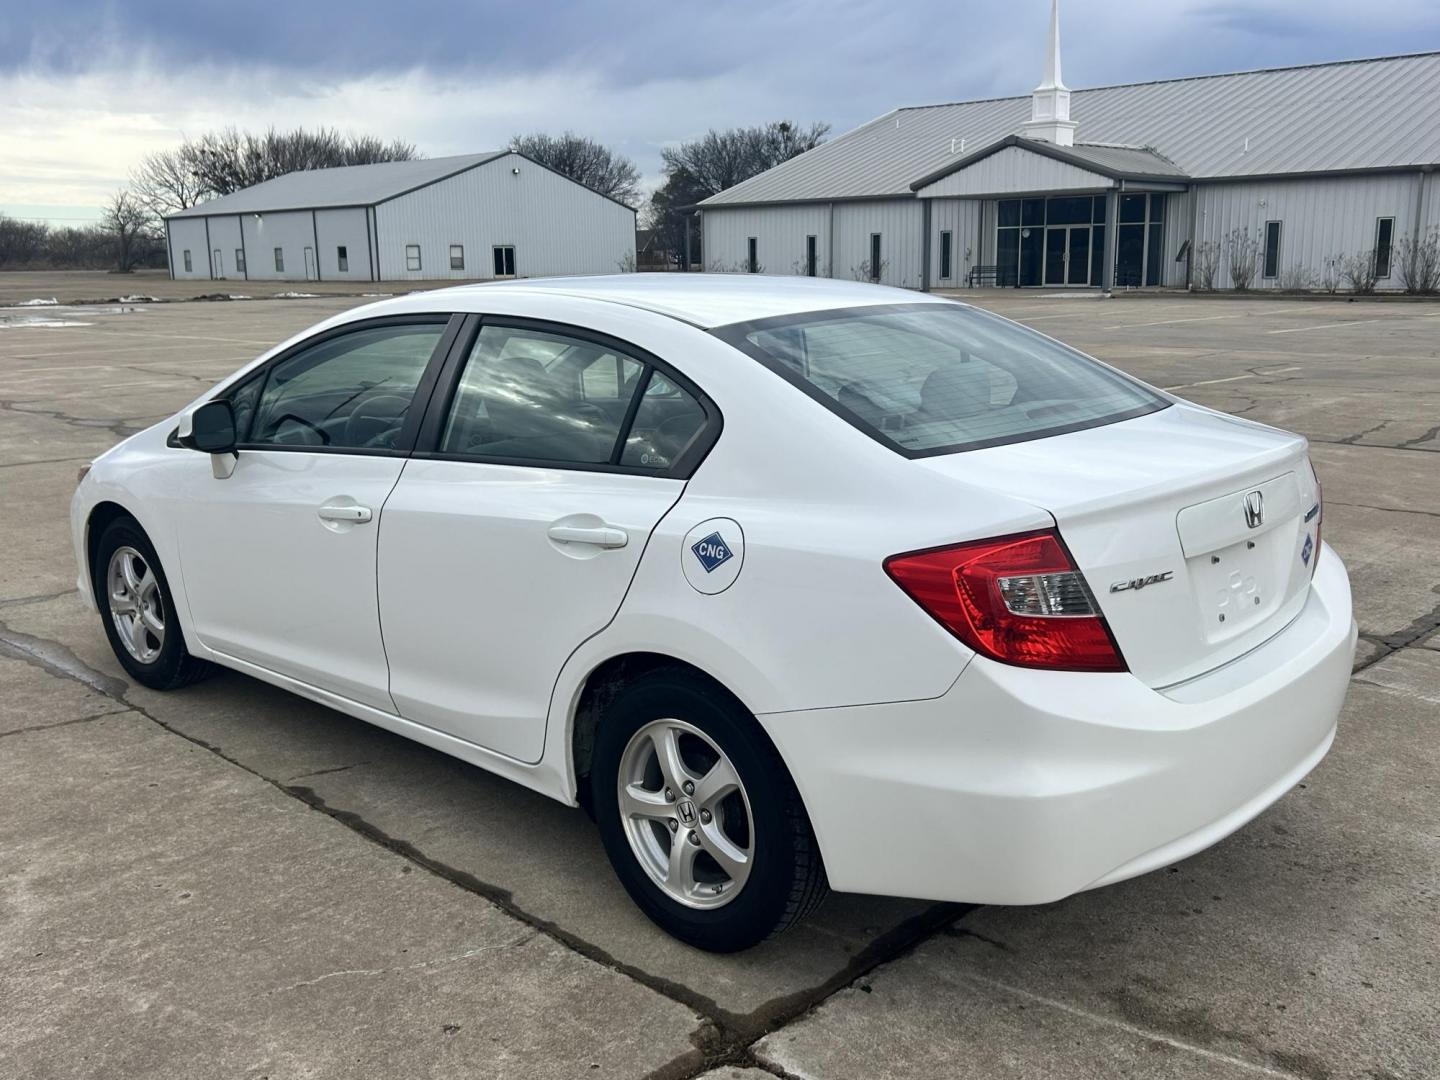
(884, 529, 1127, 673)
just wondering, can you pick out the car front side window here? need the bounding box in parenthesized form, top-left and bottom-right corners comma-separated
(248, 322, 447, 450)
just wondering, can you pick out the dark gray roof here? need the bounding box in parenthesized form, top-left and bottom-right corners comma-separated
(702, 52, 1440, 207)
(169, 152, 508, 217)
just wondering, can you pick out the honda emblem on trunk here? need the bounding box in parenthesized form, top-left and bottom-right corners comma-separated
(1243, 491, 1265, 529)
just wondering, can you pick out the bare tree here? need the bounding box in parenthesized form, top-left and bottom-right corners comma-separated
(509, 132, 642, 206)
(1340, 250, 1379, 294)
(100, 190, 155, 272)
(1278, 264, 1315, 291)
(188, 127, 419, 196)
(1193, 240, 1221, 290)
(651, 120, 829, 270)
(1225, 228, 1260, 290)
(1396, 227, 1440, 294)
(130, 146, 210, 218)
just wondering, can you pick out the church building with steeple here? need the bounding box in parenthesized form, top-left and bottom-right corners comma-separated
(697, 1, 1440, 292)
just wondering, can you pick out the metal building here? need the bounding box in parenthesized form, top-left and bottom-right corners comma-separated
(164, 152, 635, 284)
(699, 2, 1440, 292)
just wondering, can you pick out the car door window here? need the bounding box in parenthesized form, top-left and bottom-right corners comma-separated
(440, 325, 647, 465)
(619, 373, 707, 470)
(249, 323, 446, 450)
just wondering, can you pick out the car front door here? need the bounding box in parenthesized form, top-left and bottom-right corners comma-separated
(174, 315, 458, 710)
(377, 318, 715, 762)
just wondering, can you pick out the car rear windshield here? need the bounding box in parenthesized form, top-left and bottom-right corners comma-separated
(713, 302, 1167, 456)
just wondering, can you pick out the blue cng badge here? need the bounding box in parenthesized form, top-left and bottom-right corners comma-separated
(691, 532, 734, 573)
(1301, 533, 1314, 566)
(683, 518, 744, 595)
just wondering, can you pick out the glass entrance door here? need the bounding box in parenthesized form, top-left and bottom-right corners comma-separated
(1044, 227, 1090, 286)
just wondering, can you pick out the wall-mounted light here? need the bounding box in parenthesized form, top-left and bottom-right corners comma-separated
(512, 167, 521, 176)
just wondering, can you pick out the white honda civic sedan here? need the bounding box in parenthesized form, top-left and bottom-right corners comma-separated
(71, 275, 1355, 951)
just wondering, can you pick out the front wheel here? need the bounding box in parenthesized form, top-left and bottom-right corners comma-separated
(93, 516, 212, 691)
(591, 668, 828, 951)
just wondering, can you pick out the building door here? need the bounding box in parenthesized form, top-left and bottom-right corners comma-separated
(303, 246, 317, 281)
(212, 249, 224, 279)
(1044, 227, 1090, 286)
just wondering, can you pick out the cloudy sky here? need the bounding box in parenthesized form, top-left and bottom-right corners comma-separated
(3, 0, 1437, 226)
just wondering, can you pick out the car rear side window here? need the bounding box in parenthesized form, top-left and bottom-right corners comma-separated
(438, 325, 710, 472)
(248, 323, 446, 450)
(714, 302, 1166, 456)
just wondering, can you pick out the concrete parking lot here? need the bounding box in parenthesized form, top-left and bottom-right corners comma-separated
(1, 285, 1437, 1079)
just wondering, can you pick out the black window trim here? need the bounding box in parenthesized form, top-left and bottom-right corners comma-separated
(410, 314, 723, 480)
(184, 314, 464, 459)
(710, 301, 1169, 460)
(1263, 219, 1282, 279)
(1374, 216, 1395, 280)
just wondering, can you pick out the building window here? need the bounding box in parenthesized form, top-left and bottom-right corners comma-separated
(182, 249, 192, 273)
(450, 244, 465, 271)
(337, 246, 349, 273)
(274, 247, 284, 273)
(235, 248, 245, 274)
(805, 235, 817, 277)
(746, 237, 758, 274)
(869, 234, 882, 282)
(406, 244, 422, 272)
(939, 230, 953, 280)
(493, 245, 516, 276)
(1374, 217, 1395, 279)
(1263, 220, 1282, 279)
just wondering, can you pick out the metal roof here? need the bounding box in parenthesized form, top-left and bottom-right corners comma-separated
(909, 137, 1188, 192)
(702, 52, 1440, 207)
(168, 152, 508, 217)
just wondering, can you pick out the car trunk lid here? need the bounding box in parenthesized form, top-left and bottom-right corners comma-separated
(917, 404, 1321, 687)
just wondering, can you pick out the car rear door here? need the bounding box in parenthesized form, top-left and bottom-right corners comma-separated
(173, 315, 460, 710)
(376, 317, 716, 762)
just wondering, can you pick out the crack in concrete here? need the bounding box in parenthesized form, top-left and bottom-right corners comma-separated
(1350, 592, 1440, 673)
(1328, 500, 1440, 521)
(0, 589, 76, 608)
(267, 930, 539, 994)
(0, 397, 154, 441)
(1307, 438, 1440, 455)
(0, 615, 971, 1080)
(0, 706, 131, 740)
(1396, 422, 1440, 449)
(1337, 420, 1392, 445)
(0, 455, 95, 471)
(285, 761, 371, 782)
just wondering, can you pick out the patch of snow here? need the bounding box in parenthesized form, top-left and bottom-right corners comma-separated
(227, 294, 252, 300)
(19, 297, 59, 306)
(275, 291, 320, 298)
(117, 295, 160, 303)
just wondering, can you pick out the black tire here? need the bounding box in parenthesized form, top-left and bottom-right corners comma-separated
(93, 516, 213, 691)
(591, 666, 828, 952)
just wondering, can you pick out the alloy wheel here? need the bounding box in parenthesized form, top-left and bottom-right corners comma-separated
(617, 717, 754, 909)
(107, 545, 165, 664)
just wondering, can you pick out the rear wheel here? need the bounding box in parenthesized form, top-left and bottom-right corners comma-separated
(591, 667, 828, 951)
(94, 517, 212, 691)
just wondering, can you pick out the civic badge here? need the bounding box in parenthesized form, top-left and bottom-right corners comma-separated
(1243, 491, 1265, 529)
(1301, 534, 1314, 566)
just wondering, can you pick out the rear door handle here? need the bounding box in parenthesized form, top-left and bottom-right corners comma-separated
(317, 504, 373, 524)
(547, 524, 628, 549)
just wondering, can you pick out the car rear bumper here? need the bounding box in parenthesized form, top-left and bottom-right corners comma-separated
(761, 543, 1355, 905)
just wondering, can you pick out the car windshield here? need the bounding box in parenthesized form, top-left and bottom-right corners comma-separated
(714, 302, 1167, 456)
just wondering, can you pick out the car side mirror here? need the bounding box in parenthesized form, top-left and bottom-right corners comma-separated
(178, 400, 239, 478)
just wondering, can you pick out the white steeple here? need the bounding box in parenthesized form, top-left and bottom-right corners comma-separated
(1020, 0, 1077, 147)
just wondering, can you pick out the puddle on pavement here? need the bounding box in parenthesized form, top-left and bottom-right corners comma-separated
(0, 303, 150, 329)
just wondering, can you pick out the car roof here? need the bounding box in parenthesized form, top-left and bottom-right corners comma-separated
(397, 274, 957, 329)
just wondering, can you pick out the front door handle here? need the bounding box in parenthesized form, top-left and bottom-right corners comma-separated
(547, 524, 628, 549)
(317, 504, 373, 524)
